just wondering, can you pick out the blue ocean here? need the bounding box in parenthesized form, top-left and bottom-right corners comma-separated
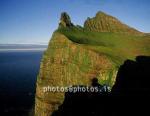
(0, 50, 44, 115)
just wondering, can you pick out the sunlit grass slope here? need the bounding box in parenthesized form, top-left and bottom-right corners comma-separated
(57, 26, 150, 66)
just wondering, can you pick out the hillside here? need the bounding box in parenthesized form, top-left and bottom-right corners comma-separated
(35, 11, 150, 116)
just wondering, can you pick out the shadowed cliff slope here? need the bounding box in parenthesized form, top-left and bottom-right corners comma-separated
(35, 11, 150, 116)
(51, 56, 150, 116)
(112, 56, 150, 95)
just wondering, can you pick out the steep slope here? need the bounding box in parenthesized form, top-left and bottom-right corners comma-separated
(35, 32, 117, 115)
(35, 12, 150, 116)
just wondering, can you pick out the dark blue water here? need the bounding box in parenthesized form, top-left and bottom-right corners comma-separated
(0, 51, 44, 115)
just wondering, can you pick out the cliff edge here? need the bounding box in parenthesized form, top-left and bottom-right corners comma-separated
(35, 11, 150, 116)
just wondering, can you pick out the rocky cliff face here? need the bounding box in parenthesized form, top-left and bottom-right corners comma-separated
(35, 11, 150, 116)
(35, 32, 117, 116)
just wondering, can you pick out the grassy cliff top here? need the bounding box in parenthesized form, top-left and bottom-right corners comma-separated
(55, 11, 150, 67)
(57, 27, 150, 66)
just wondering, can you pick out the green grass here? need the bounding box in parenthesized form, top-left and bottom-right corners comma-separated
(57, 26, 150, 66)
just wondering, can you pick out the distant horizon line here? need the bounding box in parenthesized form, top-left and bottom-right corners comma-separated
(0, 43, 48, 46)
(0, 48, 46, 52)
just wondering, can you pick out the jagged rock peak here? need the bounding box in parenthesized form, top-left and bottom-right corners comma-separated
(95, 11, 117, 20)
(84, 11, 141, 34)
(96, 11, 109, 17)
(59, 12, 74, 27)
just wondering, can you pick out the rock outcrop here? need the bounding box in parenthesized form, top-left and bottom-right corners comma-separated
(59, 12, 74, 28)
(84, 11, 142, 34)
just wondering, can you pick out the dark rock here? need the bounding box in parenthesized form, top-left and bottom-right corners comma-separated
(59, 12, 74, 27)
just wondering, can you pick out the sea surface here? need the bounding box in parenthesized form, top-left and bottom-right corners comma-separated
(0, 50, 44, 115)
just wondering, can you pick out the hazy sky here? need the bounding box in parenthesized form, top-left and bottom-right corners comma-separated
(0, 0, 150, 44)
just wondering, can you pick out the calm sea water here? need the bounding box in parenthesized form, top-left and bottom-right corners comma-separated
(0, 51, 44, 115)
